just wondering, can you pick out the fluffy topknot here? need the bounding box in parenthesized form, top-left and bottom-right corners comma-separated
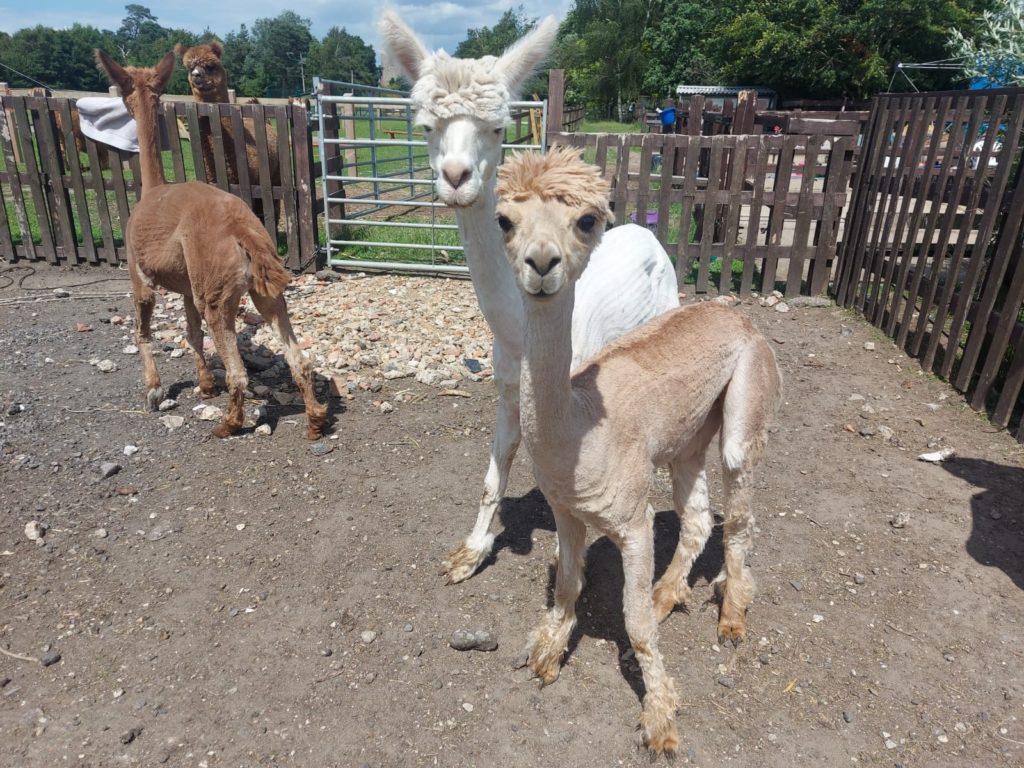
(497, 146, 613, 218)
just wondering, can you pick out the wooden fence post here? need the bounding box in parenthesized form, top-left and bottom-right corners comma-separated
(547, 69, 565, 144)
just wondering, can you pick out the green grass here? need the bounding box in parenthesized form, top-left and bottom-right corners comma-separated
(578, 119, 643, 134)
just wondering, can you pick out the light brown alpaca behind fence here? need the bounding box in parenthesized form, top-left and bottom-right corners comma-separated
(174, 41, 281, 222)
(495, 147, 782, 753)
(95, 48, 326, 440)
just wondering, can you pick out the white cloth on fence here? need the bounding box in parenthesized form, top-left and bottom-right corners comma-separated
(76, 96, 138, 152)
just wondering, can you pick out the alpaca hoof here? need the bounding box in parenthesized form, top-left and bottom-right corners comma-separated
(641, 701, 679, 755)
(653, 583, 690, 624)
(211, 422, 238, 439)
(305, 409, 328, 440)
(146, 387, 164, 411)
(717, 618, 746, 647)
(528, 654, 561, 686)
(441, 543, 486, 584)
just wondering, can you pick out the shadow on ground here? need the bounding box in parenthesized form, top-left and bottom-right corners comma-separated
(943, 456, 1024, 590)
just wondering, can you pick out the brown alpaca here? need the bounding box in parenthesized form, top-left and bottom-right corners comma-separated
(95, 48, 327, 440)
(174, 41, 281, 221)
(496, 148, 782, 753)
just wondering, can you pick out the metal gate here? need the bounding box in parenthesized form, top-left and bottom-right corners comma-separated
(314, 77, 546, 275)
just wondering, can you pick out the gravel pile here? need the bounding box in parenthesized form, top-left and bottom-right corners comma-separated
(153, 271, 495, 398)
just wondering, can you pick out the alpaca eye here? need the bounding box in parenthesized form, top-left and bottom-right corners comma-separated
(577, 215, 597, 233)
(496, 215, 513, 233)
(493, 127, 504, 136)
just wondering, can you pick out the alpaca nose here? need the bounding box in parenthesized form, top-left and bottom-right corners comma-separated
(441, 160, 472, 190)
(525, 255, 561, 276)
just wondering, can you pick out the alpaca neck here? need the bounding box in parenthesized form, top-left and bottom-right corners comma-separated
(520, 287, 576, 458)
(134, 102, 166, 191)
(455, 185, 524, 352)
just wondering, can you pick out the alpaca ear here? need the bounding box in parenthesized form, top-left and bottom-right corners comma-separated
(95, 49, 131, 95)
(210, 40, 224, 58)
(495, 16, 559, 94)
(174, 42, 186, 59)
(155, 50, 176, 91)
(379, 10, 431, 82)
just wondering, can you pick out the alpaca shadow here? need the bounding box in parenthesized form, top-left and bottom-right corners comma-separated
(487, 489, 555, 568)
(942, 456, 1024, 590)
(161, 333, 341, 437)
(532, 506, 724, 702)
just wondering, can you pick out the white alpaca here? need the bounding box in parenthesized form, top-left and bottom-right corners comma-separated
(494, 147, 781, 753)
(379, 12, 679, 583)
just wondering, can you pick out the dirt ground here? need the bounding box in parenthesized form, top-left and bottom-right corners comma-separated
(1, 263, 1022, 768)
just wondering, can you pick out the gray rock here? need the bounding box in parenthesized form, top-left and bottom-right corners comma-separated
(787, 295, 834, 308)
(98, 462, 122, 479)
(310, 440, 334, 456)
(717, 675, 736, 689)
(40, 651, 61, 667)
(472, 630, 498, 652)
(449, 629, 477, 651)
(24, 521, 46, 540)
(360, 630, 377, 644)
(843, 709, 856, 723)
(159, 414, 185, 430)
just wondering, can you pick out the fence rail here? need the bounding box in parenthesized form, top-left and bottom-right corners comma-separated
(834, 87, 1024, 442)
(0, 96, 319, 270)
(551, 130, 856, 297)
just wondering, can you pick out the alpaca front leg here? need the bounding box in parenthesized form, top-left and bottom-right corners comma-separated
(715, 466, 756, 646)
(442, 388, 520, 583)
(621, 529, 679, 755)
(526, 508, 585, 684)
(249, 292, 327, 439)
(133, 289, 163, 410)
(653, 458, 713, 622)
(182, 295, 216, 397)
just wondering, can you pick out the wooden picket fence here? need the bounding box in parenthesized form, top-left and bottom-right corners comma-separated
(834, 87, 1024, 441)
(0, 96, 319, 270)
(550, 130, 857, 297)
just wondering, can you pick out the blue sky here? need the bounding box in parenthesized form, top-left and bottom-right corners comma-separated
(1, 1, 573, 57)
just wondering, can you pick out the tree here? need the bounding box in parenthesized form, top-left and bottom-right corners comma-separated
(453, 7, 551, 97)
(307, 26, 377, 86)
(455, 7, 533, 58)
(250, 11, 314, 97)
(632, 0, 996, 102)
(950, 0, 1024, 85)
(558, 0, 659, 118)
(116, 4, 165, 60)
(222, 25, 264, 97)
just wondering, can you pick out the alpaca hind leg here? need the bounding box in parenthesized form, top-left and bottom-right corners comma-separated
(183, 295, 216, 398)
(203, 305, 248, 438)
(526, 507, 586, 684)
(133, 286, 163, 410)
(442, 387, 520, 583)
(714, 345, 776, 645)
(621, 524, 679, 754)
(714, 465, 757, 645)
(653, 456, 713, 622)
(248, 291, 327, 439)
